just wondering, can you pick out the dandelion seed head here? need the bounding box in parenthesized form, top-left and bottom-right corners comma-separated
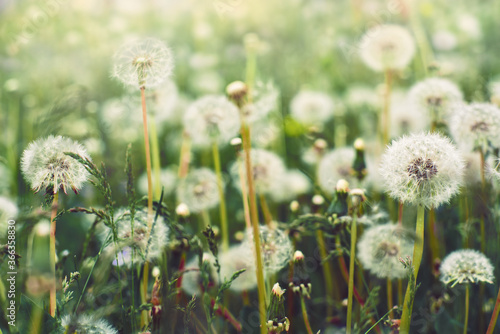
(432, 30, 458, 51)
(21, 135, 91, 194)
(317, 147, 355, 194)
(269, 169, 312, 203)
(449, 102, 500, 152)
(60, 314, 118, 334)
(183, 95, 240, 148)
(176, 168, 220, 213)
(358, 223, 414, 279)
(0, 196, 17, 238)
(290, 91, 335, 125)
(243, 225, 293, 276)
(408, 77, 463, 121)
(105, 208, 169, 267)
(359, 24, 415, 72)
(219, 244, 257, 291)
(181, 253, 217, 297)
(231, 149, 286, 195)
(379, 132, 464, 209)
(390, 90, 429, 137)
(440, 249, 494, 287)
(112, 38, 174, 89)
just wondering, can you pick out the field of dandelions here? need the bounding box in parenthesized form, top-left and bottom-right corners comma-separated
(2, 0, 500, 333)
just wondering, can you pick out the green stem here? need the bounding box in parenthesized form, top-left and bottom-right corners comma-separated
(150, 119, 162, 199)
(382, 70, 393, 145)
(49, 192, 59, 317)
(464, 284, 469, 334)
(316, 230, 336, 317)
(400, 205, 425, 333)
(300, 295, 314, 334)
(346, 213, 358, 334)
(212, 142, 229, 251)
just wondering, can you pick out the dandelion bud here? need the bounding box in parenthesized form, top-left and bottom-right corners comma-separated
(226, 81, 248, 103)
(314, 138, 328, 151)
(349, 188, 366, 209)
(267, 283, 290, 333)
(336, 179, 350, 193)
(152, 266, 161, 278)
(327, 180, 350, 217)
(230, 137, 242, 147)
(318, 147, 356, 194)
(289, 249, 312, 298)
(176, 203, 190, 217)
(312, 194, 324, 206)
(35, 220, 51, 237)
(352, 138, 367, 181)
(289, 200, 300, 213)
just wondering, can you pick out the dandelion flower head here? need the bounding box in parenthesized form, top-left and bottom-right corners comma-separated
(219, 244, 257, 291)
(359, 24, 416, 72)
(440, 249, 494, 287)
(176, 168, 220, 213)
(317, 147, 355, 194)
(21, 135, 91, 194)
(290, 91, 335, 125)
(112, 37, 174, 89)
(379, 132, 464, 209)
(60, 314, 118, 334)
(357, 223, 414, 279)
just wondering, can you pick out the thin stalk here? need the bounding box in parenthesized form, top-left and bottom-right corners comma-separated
(178, 132, 191, 179)
(316, 230, 336, 317)
(300, 295, 314, 334)
(241, 122, 267, 334)
(364, 307, 395, 334)
(479, 148, 486, 253)
(346, 213, 358, 334)
(212, 142, 229, 251)
(150, 120, 162, 199)
(381, 70, 393, 145)
(464, 284, 469, 334)
(259, 194, 273, 226)
(238, 160, 252, 230)
(428, 208, 440, 261)
(387, 279, 393, 318)
(400, 205, 426, 334)
(140, 86, 153, 328)
(201, 210, 211, 228)
(49, 192, 59, 317)
(486, 285, 500, 334)
(398, 279, 403, 306)
(398, 201, 404, 226)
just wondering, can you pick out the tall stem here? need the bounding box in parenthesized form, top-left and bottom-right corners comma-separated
(400, 205, 425, 333)
(317, 230, 336, 317)
(300, 295, 314, 334)
(150, 120, 162, 199)
(486, 284, 500, 334)
(464, 284, 469, 334)
(140, 86, 153, 327)
(382, 70, 393, 145)
(212, 142, 229, 251)
(241, 123, 267, 334)
(387, 279, 393, 318)
(346, 213, 358, 334)
(259, 194, 273, 226)
(49, 192, 59, 317)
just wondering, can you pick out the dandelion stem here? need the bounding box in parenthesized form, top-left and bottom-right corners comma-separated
(238, 159, 252, 230)
(49, 192, 59, 317)
(259, 194, 273, 226)
(178, 132, 191, 179)
(140, 86, 153, 328)
(346, 212, 358, 334)
(387, 279, 393, 318)
(241, 121, 267, 334)
(212, 142, 229, 251)
(150, 120, 162, 199)
(382, 69, 393, 145)
(300, 294, 314, 334)
(486, 284, 500, 334)
(316, 229, 336, 317)
(428, 208, 440, 262)
(464, 284, 470, 334)
(400, 205, 425, 334)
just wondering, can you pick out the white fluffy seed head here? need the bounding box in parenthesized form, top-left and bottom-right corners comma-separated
(379, 132, 464, 209)
(268, 169, 312, 203)
(359, 24, 416, 72)
(60, 314, 118, 334)
(183, 95, 240, 149)
(317, 147, 355, 194)
(440, 249, 494, 287)
(138, 168, 177, 197)
(231, 149, 286, 195)
(449, 102, 500, 152)
(181, 253, 217, 296)
(112, 38, 174, 89)
(408, 77, 463, 121)
(21, 135, 91, 194)
(104, 208, 169, 267)
(357, 223, 414, 279)
(243, 225, 293, 276)
(0, 196, 18, 238)
(219, 244, 257, 291)
(290, 91, 335, 125)
(176, 168, 220, 213)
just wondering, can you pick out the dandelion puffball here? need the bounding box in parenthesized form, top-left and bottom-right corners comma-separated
(183, 95, 240, 148)
(317, 147, 355, 194)
(449, 102, 500, 152)
(379, 132, 464, 209)
(112, 37, 174, 89)
(290, 91, 335, 125)
(21, 135, 91, 194)
(176, 168, 220, 213)
(440, 249, 494, 287)
(358, 224, 414, 279)
(359, 24, 416, 72)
